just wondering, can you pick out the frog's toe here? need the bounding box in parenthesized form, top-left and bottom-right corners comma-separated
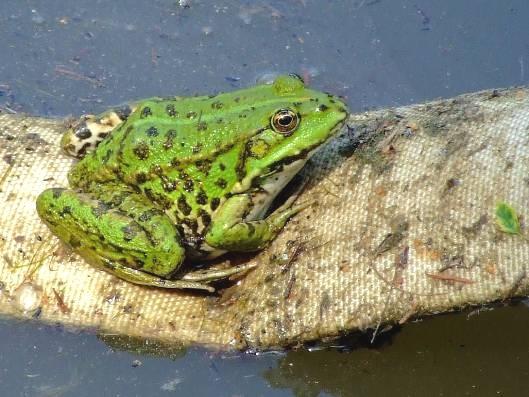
(61, 115, 99, 158)
(181, 262, 257, 282)
(61, 110, 127, 158)
(99, 259, 215, 292)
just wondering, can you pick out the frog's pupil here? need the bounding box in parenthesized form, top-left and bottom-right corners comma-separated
(279, 114, 292, 126)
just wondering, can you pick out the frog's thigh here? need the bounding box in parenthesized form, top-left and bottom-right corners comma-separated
(204, 194, 307, 252)
(36, 187, 211, 291)
(61, 103, 136, 158)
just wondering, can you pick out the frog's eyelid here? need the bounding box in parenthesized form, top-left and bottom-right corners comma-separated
(287, 73, 305, 84)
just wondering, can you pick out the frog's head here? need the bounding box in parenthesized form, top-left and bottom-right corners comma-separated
(236, 74, 349, 194)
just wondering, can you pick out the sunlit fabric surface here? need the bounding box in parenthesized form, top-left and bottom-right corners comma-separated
(1, 86, 528, 349)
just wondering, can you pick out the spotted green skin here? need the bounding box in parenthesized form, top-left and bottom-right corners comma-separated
(36, 75, 348, 291)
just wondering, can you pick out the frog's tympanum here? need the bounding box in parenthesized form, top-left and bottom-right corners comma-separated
(36, 75, 349, 292)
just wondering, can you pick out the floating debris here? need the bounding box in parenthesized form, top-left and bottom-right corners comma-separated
(13, 282, 43, 314)
(201, 26, 213, 36)
(31, 9, 45, 25)
(178, 0, 191, 8)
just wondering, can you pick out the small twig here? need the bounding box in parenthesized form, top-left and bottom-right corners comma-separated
(398, 302, 419, 325)
(504, 270, 527, 299)
(283, 271, 296, 300)
(366, 261, 447, 297)
(0, 163, 15, 191)
(55, 66, 104, 87)
(425, 272, 474, 284)
(0, 105, 17, 114)
(53, 288, 71, 314)
(151, 48, 159, 66)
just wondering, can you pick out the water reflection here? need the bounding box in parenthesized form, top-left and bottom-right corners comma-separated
(264, 304, 529, 396)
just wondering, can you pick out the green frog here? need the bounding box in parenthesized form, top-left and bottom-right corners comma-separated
(36, 75, 348, 292)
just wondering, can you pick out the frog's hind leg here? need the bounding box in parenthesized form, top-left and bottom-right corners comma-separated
(62, 103, 137, 158)
(36, 185, 214, 292)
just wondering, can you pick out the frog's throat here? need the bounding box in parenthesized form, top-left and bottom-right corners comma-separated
(245, 157, 307, 222)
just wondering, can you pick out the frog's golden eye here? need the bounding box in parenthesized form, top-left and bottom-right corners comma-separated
(271, 109, 299, 135)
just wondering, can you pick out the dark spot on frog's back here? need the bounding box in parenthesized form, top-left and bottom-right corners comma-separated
(182, 218, 199, 234)
(211, 101, 223, 110)
(138, 209, 159, 222)
(197, 121, 207, 131)
(318, 104, 329, 112)
(177, 195, 192, 216)
(51, 188, 64, 199)
(210, 197, 220, 211)
(163, 129, 177, 150)
(196, 189, 208, 205)
(199, 209, 211, 227)
(195, 159, 212, 174)
(183, 179, 194, 192)
(133, 142, 150, 160)
(135, 172, 148, 184)
(162, 179, 176, 192)
(115, 105, 132, 120)
(144, 188, 172, 210)
(91, 202, 111, 218)
(102, 149, 113, 163)
(187, 111, 197, 119)
(166, 104, 178, 117)
(59, 206, 72, 217)
(121, 224, 140, 242)
(215, 178, 228, 189)
(146, 126, 159, 137)
(140, 107, 152, 118)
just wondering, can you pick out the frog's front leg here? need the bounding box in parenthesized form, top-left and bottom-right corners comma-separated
(61, 104, 136, 158)
(36, 184, 214, 292)
(205, 194, 309, 252)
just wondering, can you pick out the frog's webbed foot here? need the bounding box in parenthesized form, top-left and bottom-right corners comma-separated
(61, 104, 136, 158)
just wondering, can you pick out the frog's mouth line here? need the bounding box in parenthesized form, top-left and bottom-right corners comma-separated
(265, 113, 348, 171)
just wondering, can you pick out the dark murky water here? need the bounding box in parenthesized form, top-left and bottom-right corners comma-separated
(1, 1, 528, 395)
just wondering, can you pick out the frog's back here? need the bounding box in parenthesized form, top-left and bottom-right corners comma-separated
(68, 76, 348, 244)
(67, 89, 271, 228)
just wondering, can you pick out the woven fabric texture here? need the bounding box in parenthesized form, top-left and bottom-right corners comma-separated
(0, 86, 527, 349)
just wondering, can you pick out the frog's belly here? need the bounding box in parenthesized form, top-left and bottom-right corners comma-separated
(187, 241, 227, 260)
(244, 158, 306, 221)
